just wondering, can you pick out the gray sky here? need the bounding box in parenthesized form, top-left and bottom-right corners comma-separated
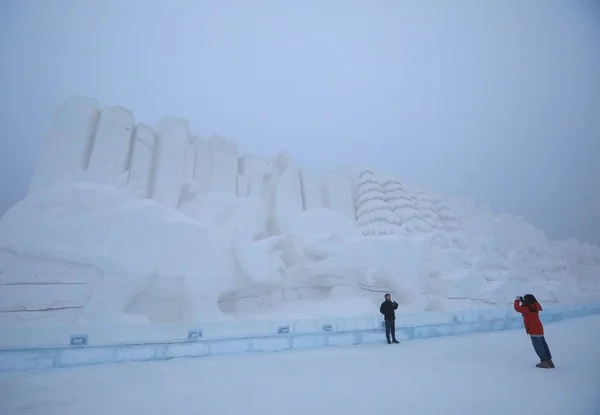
(1, 0, 599, 245)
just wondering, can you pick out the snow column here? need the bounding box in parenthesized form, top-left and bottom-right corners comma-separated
(192, 136, 211, 192)
(273, 166, 304, 233)
(237, 176, 248, 198)
(299, 168, 323, 210)
(152, 117, 190, 208)
(239, 154, 266, 198)
(323, 171, 355, 220)
(276, 152, 303, 210)
(29, 97, 100, 194)
(275, 166, 304, 214)
(128, 123, 156, 198)
(87, 106, 135, 185)
(208, 135, 238, 195)
(183, 139, 196, 181)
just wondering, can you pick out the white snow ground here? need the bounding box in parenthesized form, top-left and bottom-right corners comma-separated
(1, 317, 599, 415)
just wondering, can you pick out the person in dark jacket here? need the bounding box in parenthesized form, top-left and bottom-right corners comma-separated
(380, 293, 399, 344)
(514, 294, 555, 369)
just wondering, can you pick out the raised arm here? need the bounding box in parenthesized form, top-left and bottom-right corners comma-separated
(513, 299, 528, 313)
(393, 301, 398, 310)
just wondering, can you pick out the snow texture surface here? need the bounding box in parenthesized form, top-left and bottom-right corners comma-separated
(2, 97, 599, 327)
(0, 303, 597, 371)
(1, 316, 598, 415)
(28, 97, 100, 193)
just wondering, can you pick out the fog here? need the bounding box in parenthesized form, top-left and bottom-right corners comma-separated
(0, 0, 598, 244)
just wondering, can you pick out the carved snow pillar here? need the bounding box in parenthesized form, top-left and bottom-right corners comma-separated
(29, 97, 100, 193)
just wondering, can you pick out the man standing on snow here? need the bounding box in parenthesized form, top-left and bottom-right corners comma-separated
(380, 293, 399, 344)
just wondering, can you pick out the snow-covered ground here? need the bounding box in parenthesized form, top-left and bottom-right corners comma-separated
(1, 317, 599, 415)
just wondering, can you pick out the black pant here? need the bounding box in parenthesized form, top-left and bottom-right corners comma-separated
(385, 319, 396, 341)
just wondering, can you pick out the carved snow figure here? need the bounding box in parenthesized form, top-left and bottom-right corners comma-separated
(232, 202, 286, 287)
(281, 231, 428, 310)
(1, 97, 599, 326)
(0, 184, 235, 325)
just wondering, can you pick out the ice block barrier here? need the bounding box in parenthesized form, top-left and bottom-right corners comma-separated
(1, 303, 599, 372)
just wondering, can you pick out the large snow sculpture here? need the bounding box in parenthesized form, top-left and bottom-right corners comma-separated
(153, 117, 190, 208)
(29, 97, 100, 193)
(1, 96, 599, 326)
(238, 154, 266, 197)
(299, 168, 323, 210)
(355, 170, 401, 235)
(323, 171, 355, 219)
(0, 184, 235, 325)
(209, 135, 238, 195)
(192, 136, 211, 192)
(87, 106, 135, 185)
(128, 123, 156, 198)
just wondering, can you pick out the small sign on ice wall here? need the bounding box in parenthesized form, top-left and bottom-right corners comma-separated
(69, 334, 89, 347)
(277, 326, 290, 334)
(322, 324, 333, 332)
(187, 329, 203, 341)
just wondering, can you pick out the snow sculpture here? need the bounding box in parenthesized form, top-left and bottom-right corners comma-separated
(87, 106, 135, 185)
(323, 171, 355, 219)
(225, 200, 287, 313)
(298, 168, 323, 210)
(29, 97, 100, 193)
(0, 184, 235, 324)
(183, 139, 196, 182)
(381, 178, 430, 234)
(1, 96, 599, 326)
(192, 136, 211, 192)
(128, 123, 156, 198)
(273, 166, 304, 230)
(153, 117, 190, 208)
(237, 175, 248, 198)
(355, 170, 401, 235)
(209, 135, 238, 195)
(238, 154, 266, 197)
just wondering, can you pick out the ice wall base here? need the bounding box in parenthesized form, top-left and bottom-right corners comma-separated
(1, 303, 598, 372)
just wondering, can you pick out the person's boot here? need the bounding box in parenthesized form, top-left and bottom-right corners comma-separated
(547, 359, 555, 368)
(536, 361, 551, 369)
(387, 339, 391, 344)
(392, 339, 399, 344)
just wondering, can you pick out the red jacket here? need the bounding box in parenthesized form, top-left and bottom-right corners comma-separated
(514, 300, 544, 335)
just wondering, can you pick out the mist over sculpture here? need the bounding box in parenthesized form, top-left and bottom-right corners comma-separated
(0, 97, 598, 326)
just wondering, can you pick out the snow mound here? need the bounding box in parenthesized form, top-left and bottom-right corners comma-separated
(2, 183, 138, 223)
(0, 184, 236, 325)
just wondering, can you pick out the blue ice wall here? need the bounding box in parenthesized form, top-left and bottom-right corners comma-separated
(1, 303, 598, 372)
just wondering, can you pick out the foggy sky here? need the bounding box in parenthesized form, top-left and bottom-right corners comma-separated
(0, 0, 598, 245)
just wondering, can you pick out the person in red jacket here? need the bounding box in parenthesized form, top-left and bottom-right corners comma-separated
(514, 294, 555, 369)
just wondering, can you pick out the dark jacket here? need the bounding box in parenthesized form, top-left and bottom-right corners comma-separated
(380, 300, 398, 321)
